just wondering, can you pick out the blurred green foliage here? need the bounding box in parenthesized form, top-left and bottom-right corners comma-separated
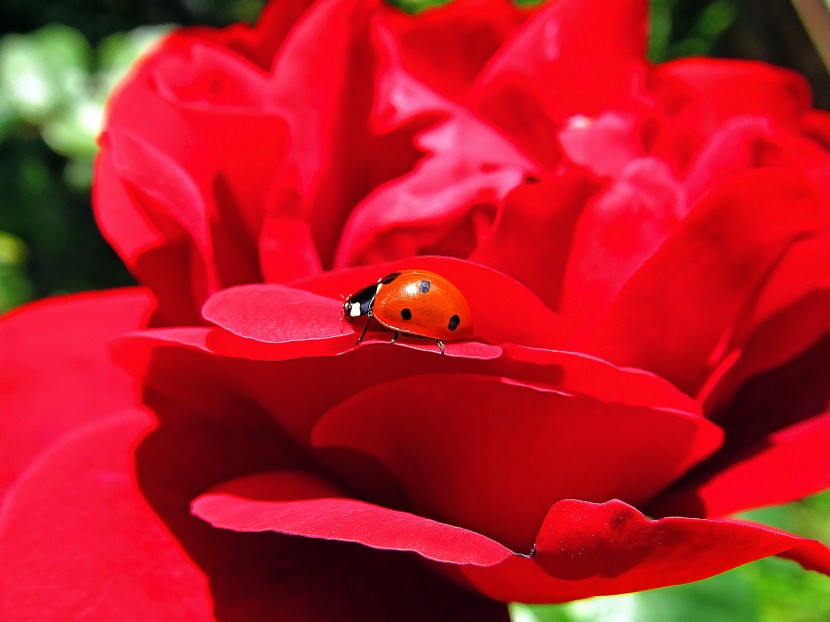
(650, 0, 738, 60)
(0, 1, 268, 311)
(0, 23, 169, 309)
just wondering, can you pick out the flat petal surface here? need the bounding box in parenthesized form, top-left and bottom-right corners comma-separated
(192, 471, 513, 566)
(201, 282, 501, 360)
(0, 289, 153, 499)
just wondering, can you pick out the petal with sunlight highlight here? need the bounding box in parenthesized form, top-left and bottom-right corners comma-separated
(192, 471, 514, 566)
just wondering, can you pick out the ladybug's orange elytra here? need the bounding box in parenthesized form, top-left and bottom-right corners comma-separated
(342, 270, 473, 354)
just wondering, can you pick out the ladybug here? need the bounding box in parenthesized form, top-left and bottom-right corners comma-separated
(343, 270, 473, 354)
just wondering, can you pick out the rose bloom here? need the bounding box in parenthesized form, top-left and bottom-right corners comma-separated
(2, 0, 830, 618)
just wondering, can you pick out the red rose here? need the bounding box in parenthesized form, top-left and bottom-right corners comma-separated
(2, 0, 829, 618)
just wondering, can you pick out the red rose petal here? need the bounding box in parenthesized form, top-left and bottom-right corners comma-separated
(95, 32, 289, 322)
(804, 109, 830, 148)
(377, 0, 530, 102)
(294, 256, 565, 349)
(683, 116, 830, 208)
(115, 321, 508, 482)
(653, 405, 830, 519)
(682, 116, 774, 202)
(0, 393, 508, 620)
(114, 324, 698, 458)
(102, 129, 219, 286)
(577, 168, 826, 393)
(95, 146, 202, 325)
(312, 373, 722, 551)
(200, 282, 500, 361)
(259, 212, 323, 283)
(651, 336, 830, 518)
(263, 0, 426, 268)
(192, 471, 513, 566)
(454, 499, 830, 603)
(208, 328, 502, 361)
(559, 157, 686, 325)
(699, 237, 830, 411)
(332, 20, 536, 268)
(188, 0, 316, 72)
(153, 38, 272, 109)
(203, 284, 352, 343)
(652, 58, 811, 128)
(472, 0, 648, 166)
(0, 411, 214, 619)
(649, 58, 812, 172)
(498, 343, 700, 415)
(534, 500, 830, 581)
(737, 236, 830, 350)
(129, 355, 510, 621)
(0, 289, 152, 500)
(469, 169, 597, 311)
(557, 110, 644, 177)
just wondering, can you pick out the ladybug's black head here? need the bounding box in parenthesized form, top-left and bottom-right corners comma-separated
(343, 283, 378, 321)
(343, 299, 361, 320)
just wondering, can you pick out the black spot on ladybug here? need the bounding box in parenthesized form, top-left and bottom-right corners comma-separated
(400, 308, 412, 321)
(419, 280, 430, 293)
(524, 175, 541, 184)
(448, 314, 460, 331)
(381, 272, 401, 285)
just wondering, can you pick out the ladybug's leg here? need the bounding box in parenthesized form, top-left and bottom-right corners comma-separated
(436, 340, 445, 355)
(390, 331, 400, 344)
(356, 316, 371, 346)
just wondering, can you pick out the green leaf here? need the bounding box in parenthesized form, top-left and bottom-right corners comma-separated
(0, 231, 34, 312)
(510, 570, 758, 622)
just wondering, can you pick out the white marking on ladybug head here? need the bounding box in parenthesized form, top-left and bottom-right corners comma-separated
(347, 302, 362, 318)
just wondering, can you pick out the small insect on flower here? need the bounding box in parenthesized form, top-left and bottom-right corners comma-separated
(343, 270, 473, 354)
